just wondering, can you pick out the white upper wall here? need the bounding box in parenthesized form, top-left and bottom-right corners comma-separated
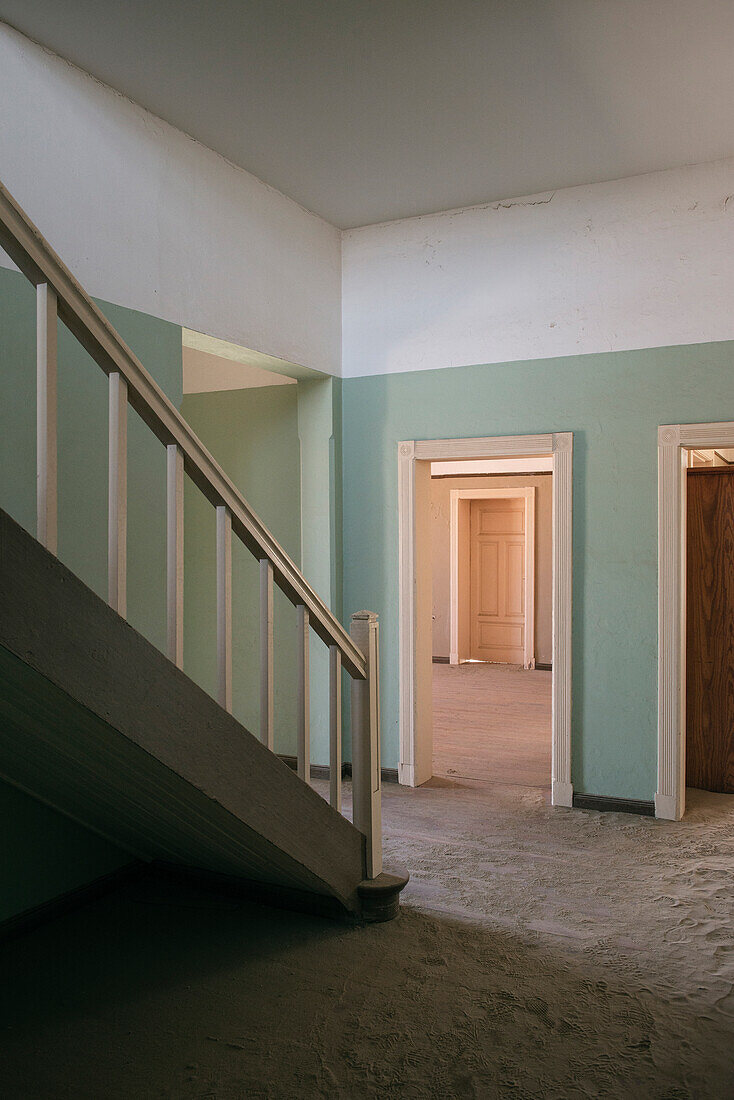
(0, 26, 342, 375)
(4, 24, 734, 384)
(342, 157, 734, 377)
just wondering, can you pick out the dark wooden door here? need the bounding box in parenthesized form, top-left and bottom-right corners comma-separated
(686, 467, 734, 792)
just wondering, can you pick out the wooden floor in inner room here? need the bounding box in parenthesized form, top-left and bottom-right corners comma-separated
(432, 662, 551, 787)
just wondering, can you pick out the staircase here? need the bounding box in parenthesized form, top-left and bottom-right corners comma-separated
(0, 181, 407, 923)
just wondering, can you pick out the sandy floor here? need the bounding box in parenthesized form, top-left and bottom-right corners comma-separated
(432, 662, 551, 786)
(1, 780, 734, 1098)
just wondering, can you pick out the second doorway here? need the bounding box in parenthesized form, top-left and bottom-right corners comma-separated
(430, 460, 552, 788)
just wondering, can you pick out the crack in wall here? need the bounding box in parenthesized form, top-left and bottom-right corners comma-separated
(491, 192, 556, 211)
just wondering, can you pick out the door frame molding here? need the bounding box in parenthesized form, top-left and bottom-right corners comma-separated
(397, 432, 573, 805)
(449, 487, 536, 668)
(657, 420, 734, 820)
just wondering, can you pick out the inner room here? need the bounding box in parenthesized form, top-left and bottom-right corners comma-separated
(430, 456, 553, 789)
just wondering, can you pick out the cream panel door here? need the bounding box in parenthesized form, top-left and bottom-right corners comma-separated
(470, 497, 525, 663)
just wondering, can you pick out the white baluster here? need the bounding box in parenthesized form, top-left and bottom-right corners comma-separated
(216, 504, 232, 712)
(166, 443, 184, 668)
(260, 558, 274, 749)
(108, 372, 127, 615)
(329, 645, 342, 812)
(36, 283, 58, 554)
(350, 611, 382, 879)
(297, 604, 310, 782)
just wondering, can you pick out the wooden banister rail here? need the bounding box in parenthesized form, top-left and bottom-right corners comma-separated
(0, 179, 382, 878)
(0, 182, 365, 678)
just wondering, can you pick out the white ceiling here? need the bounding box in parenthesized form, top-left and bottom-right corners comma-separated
(2, 1, 734, 228)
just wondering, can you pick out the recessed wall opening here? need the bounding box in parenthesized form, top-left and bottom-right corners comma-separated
(684, 447, 734, 803)
(182, 327, 301, 394)
(430, 458, 553, 790)
(398, 434, 573, 807)
(657, 423, 734, 821)
(178, 327, 335, 769)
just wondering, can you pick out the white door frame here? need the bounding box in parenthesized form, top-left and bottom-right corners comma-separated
(449, 487, 536, 668)
(657, 420, 734, 820)
(398, 432, 573, 806)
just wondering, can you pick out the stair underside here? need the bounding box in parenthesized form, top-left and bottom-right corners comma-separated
(0, 509, 366, 915)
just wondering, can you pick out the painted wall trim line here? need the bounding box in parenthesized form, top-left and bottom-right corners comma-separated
(398, 432, 573, 805)
(573, 794, 655, 817)
(657, 420, 734, 820)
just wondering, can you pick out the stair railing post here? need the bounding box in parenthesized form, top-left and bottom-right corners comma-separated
(260, 558, 274, 749)
(166, 443, 184, 668)
(36, 283, 58, 554)
(349, 610, 382, 879)
(216, 504, 232, 712)
(297, 604, 310, 781)
(329, 645, 342, 812)
(108, 371, 128, 616)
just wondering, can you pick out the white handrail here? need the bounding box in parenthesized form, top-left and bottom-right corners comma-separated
(0, 182, 366, 678)
(0, 177, 383, 878)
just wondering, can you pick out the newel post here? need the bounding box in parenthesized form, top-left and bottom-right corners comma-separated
(350, 610, 383, 879)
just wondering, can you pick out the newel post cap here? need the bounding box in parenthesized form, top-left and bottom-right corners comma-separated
(351, 609, 378, 622)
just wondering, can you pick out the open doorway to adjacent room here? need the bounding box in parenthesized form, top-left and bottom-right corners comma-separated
(397, 433, 573, 807)
(684, 447, 734, 800)
(658, 424, 734, 820)
(430, 457, 553, 788)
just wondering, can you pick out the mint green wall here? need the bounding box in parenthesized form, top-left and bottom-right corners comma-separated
(0, 267, 183, 652)
(0, 266, 182, 922)
(298, 376, 345, 762)
(341, 341, 734, 800)
(182, 386, 302, 754)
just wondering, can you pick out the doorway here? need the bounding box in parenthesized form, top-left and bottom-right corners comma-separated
(657, 423, 734, 820)
(397, 433, 573, 806)
(685, 455, 734, 795)
(468, 495, 530, 665)
(433, 471, 549, 786)
(449, 487, 536, 668)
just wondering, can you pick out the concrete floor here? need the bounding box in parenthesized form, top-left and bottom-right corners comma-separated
(2, 780, 733, 1098)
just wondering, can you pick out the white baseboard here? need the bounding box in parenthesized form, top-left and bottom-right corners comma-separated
(654, 792, 679, 820)
(398, 763, 416, 787)
(552, 780, 574, 808)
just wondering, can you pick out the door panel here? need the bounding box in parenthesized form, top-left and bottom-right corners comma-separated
(506, 541, 525, 616)
(686, 467, 734, 793)
(478, 509, 525, 535)
(470, 498, 525, 664)
(478, 622, 524, 648)
(477, 541, 500, 615)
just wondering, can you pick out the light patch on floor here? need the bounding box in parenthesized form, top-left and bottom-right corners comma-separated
(433, 662, 551, 787)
